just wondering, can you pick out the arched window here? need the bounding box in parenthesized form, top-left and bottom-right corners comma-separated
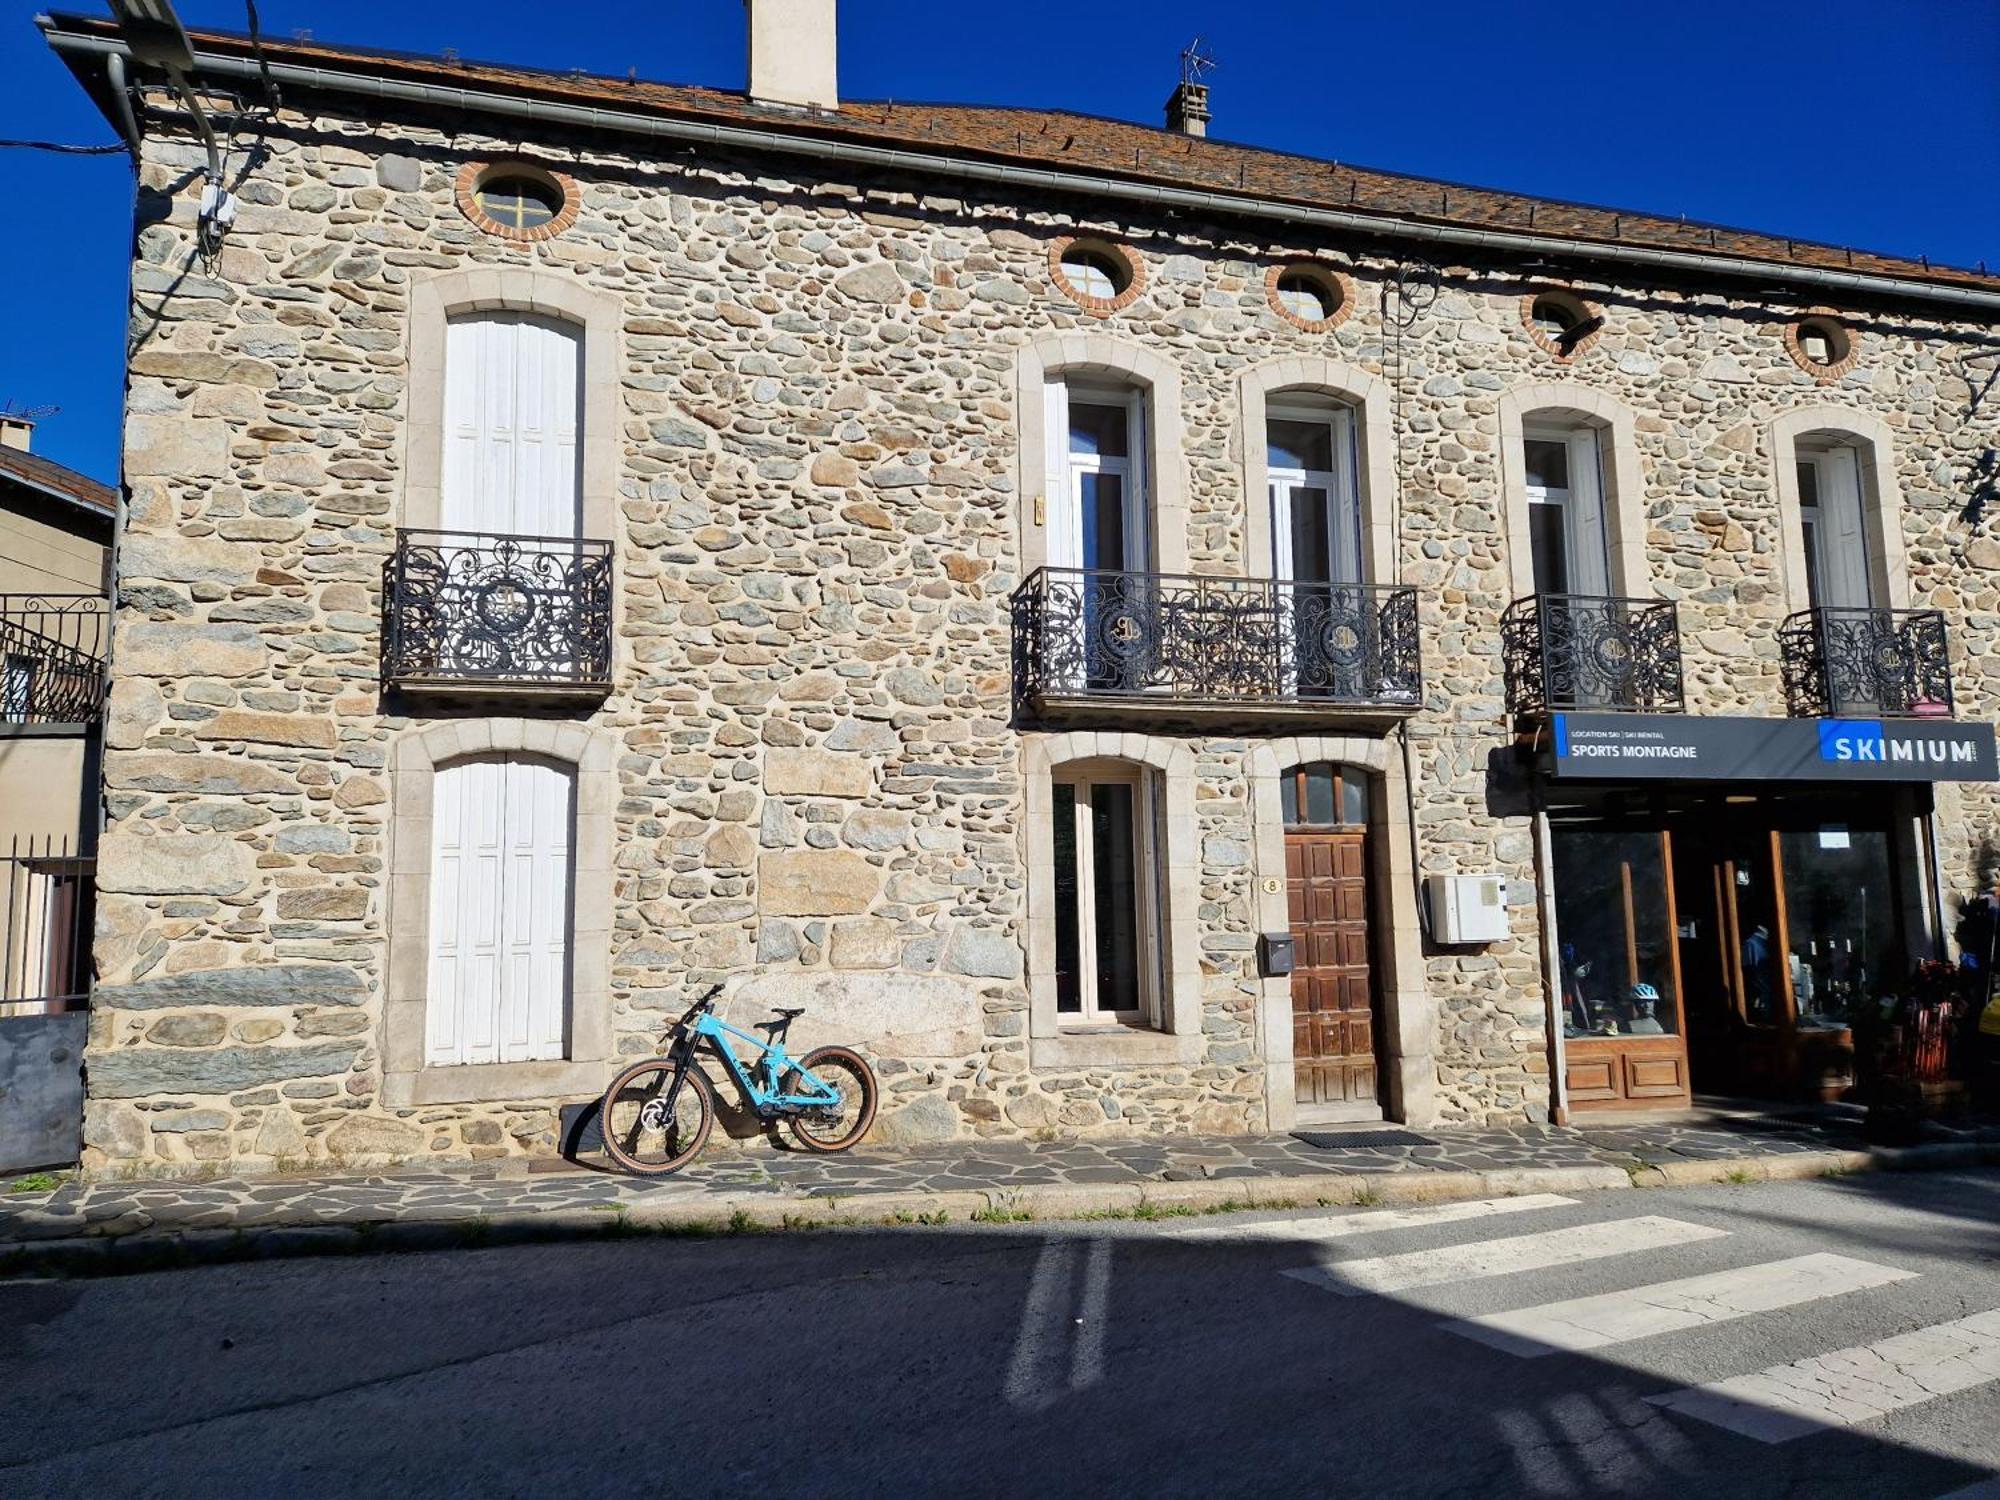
(1793, 438, 1877, 613)
(1267, 394, 1363, 587)
(1042, 378, 1150, 578)
(443, 311, 584, 540)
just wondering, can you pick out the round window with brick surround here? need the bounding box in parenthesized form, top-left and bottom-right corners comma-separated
(1521, 288, 1605, 362)
(1785, 314, 1858, 382)
(1049, 236, 1146, 316)
(456, 161, 580, 243)
(1266, 262, 1355, 331)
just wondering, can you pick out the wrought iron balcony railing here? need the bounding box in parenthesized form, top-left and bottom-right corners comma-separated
(383, 529, 613, 696)
(1013, 568, 1421, 719)
(1502, 593, 1685, 715)
(1779, 607, 1954, 719)
(0, 595, 108, 726)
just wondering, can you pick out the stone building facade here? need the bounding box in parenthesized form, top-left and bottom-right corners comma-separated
(44, 7, 2000, 1175)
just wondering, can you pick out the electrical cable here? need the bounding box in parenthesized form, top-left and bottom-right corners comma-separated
(0, 138, 127, 154)
(244, 0, 283, 113)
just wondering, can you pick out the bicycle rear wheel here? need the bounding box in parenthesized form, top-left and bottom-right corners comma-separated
(599, 1058, 715, 1176)
(783, 1045, 878, 1153)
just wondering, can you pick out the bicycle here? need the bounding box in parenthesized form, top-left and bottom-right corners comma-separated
(598, 988, 879, 1176)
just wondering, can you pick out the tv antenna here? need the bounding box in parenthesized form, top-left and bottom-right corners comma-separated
(1179, 36, 1216, 88)
(0, 402, 59, 423)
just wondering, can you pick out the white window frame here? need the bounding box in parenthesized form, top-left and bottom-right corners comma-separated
(1051, 762, 1162, 1029)
(1044, 380, 1150, 576)
(1267, 401, 1363, 585)
(1795, 444, 1875, 612)
(1523, 424, 1610, 597)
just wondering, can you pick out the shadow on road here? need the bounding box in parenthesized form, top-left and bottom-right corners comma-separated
(0, 1170, 1994, 1498)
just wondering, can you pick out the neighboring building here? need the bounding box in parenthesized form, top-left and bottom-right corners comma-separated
(0, 416, 112, 1013)
(41, 3, 2000, 1175)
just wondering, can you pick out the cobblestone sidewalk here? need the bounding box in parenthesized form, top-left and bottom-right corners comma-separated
(5, 1108, 1997, 1273)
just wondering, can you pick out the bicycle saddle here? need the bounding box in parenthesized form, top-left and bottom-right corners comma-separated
(752, 1007, 807, 1035)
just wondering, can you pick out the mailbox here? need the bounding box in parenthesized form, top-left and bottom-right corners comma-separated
(1258, 932, 1297, 978)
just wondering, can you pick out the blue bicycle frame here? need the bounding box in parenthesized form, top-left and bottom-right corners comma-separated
(689, 1010, 841, 1115)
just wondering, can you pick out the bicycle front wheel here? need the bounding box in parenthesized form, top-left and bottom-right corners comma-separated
(599, 1058, 715, 1176)
(783, 1045, 878, 1153)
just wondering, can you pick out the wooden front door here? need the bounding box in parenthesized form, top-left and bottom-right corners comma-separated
(1286, 828, 1378, 1107)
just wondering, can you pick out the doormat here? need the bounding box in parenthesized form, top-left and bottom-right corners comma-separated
(1292, 1129, 1435, 1150)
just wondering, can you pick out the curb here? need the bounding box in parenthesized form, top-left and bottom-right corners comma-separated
(4, 1140, 1995, 1279)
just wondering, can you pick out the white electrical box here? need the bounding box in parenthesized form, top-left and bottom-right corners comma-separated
(1426, 874, 1510, 944)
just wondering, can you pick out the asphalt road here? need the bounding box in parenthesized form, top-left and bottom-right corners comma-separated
(1, 1170, 1996, 1499)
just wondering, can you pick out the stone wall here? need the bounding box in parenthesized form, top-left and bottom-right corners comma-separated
(85, 96, 2000, 1173)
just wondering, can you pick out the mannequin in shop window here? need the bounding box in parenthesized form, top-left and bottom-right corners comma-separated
(1561, 942, 1597, 1035)
(1743, 923, 1776, 1023)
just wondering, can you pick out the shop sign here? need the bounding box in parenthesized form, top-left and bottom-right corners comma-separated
(1548, 713, 1998, 782)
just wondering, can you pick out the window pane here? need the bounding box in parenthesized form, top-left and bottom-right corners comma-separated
(1069, 400, 1130, 458)
(1063, 252, 1120, 300)
(1281, 773, 1299, 827)
(1091, 783, 1142, 1013)
(1529, 501, 1570, 595)
(1268, 418, 1334, 473)
(1289, 485, 1332, 584)
(1780, 827, 1901, 1030)
(1524, 438, 1569, 492)
(1278, 279, 1329, 322)
(1796, 460, 1821, 511)
(1079, 472, 1126, 571)
(1551, 828, 1679, 1038)
(1340, 772, 1369, 827)
(1304, 764, 1336, 825)
(1053, 783, 1081, 1014)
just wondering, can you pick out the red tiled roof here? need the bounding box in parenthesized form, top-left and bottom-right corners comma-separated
(0, 446, 116, 521)
(44, 13, 1999, 298)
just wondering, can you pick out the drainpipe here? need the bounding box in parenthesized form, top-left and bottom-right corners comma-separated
(104, 50, 142, 159)
(41, 26, 2000, 318)
(1529, 763, 1570, 1127)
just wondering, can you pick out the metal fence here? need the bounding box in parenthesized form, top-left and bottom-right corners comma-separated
(1779, 606, 1955, 719)
(1501, 592, 1686, 715)
(0, 595, 109, 725)
(0, 836, 92, 1017)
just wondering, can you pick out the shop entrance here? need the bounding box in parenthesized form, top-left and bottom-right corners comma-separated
(1282, 763, 1382, 1117)
(1550, 786, 1923, 1112)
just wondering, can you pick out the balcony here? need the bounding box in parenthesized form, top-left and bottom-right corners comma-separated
(1779, 607, 1954, 719)
(0, 595, 108, 727)
(1013, 568, 1421, 726)
(382, 529, 613, 699)
(1502, 593, 1685, 716)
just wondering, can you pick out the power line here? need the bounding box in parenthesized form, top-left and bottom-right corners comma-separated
(0, 138, 127, 155)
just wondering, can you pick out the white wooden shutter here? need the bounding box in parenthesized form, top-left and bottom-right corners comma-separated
(1122, 392, 1150, 571)
(1043, 379, 1075, 569)
(427, 758, 507, 1067)
(1817, 449, 1874, 609)
(1330, 407, 1364, 586)
(440, 314, 582, 538)
(499, 758, 572, 1063)
(427, 756, 572, 1068)
(1566, 428, 1612, 596)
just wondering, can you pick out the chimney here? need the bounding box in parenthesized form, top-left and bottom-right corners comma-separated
(0, 416, 32, 452)
(745, 0, 839, 111)
(1165, 81, 1210, 137)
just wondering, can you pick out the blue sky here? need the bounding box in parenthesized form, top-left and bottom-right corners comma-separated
(3, 0, 1996, 482)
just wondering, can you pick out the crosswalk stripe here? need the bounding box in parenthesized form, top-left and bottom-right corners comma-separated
(1284, 1215, 1727, 1296)
(1172, 1193, 1577, 1243)
(1442, 1253, 1917, 1358)
(1647, 1308, 2000, 1443)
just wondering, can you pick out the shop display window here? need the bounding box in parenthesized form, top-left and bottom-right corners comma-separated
(1778, 825, 1903, 1032)
(1551, 827, 1680, 1040)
